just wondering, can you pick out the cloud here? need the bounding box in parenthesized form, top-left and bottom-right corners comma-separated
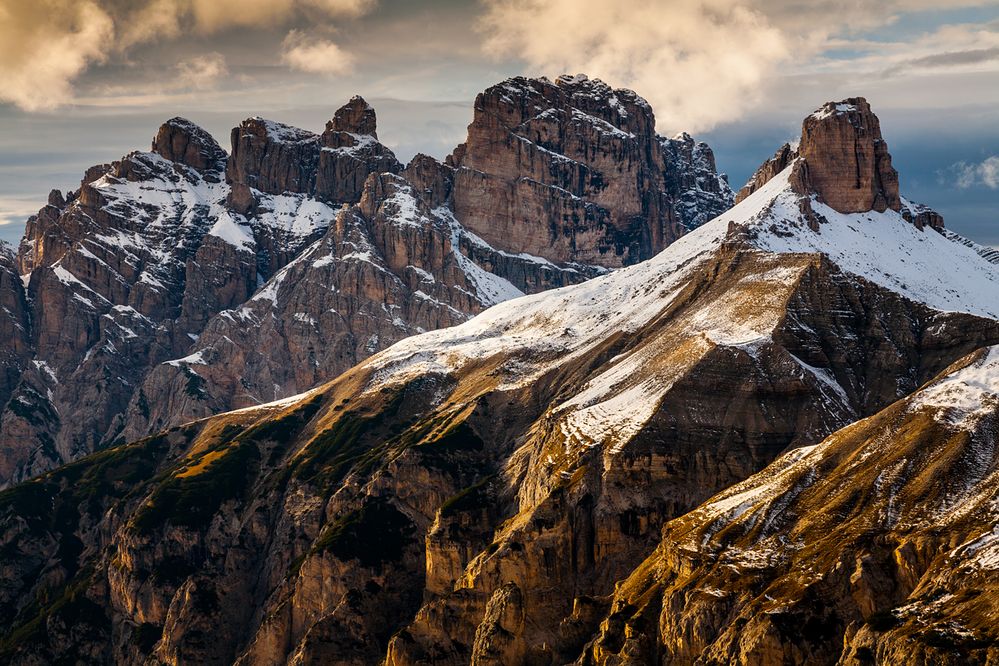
(954, 156, 999, 189)
(281, 30, 355, 75)
(0, 1, 114, 111)
(176, 53, 229, 89)
(0, 0, 378, 111)
(478, 0, 790, 133)
(886, 46, 999, 74)
(477, 0, 999, 132)
(119, 0, 376, 38)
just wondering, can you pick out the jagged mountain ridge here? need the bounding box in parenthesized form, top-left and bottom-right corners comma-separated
(0, 76, 735, 484)
(0, 97, 996, 664)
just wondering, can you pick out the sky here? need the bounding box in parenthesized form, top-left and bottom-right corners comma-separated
(0, 0, 997, 247)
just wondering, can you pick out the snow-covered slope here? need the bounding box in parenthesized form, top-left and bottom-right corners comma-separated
(738, 166, 999, 319)
(366, 161, 999, 398)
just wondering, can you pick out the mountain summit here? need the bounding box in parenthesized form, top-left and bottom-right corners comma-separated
(0, 96, 995, 664)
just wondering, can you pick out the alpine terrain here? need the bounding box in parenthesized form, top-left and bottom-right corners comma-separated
(0, 91, 997, 666)
(0, 74, 734, 486)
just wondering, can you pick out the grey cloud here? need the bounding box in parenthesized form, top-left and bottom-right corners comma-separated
(885, 46, 999, 75)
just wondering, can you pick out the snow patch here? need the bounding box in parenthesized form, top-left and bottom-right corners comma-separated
(911, 346, 999, 429)
(208, 212, 255, 251)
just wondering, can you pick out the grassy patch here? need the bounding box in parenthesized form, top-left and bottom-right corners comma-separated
(131, 438, 259, 535)
(439, 474, 496, 518)
(311, 497, 415, 569)
(131, 397, 321, 535)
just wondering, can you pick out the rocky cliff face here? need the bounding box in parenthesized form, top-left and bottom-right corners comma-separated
(0, 246, 30, 435)
(738, 98, 902, 218)
(582, 345, 999, 665)
(0, 99, 996, 665)
(0, 77, 735, 485)
(799, 98, 901, 213)
(152, 117, 228, 176)
(315, 95, 403, 203)
(449, 74, 733, 267)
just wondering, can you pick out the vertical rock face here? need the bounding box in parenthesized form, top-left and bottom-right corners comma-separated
(227, 99, 402, 211)
(0, 246, 29, 422)
(449, 74, 732, 268)
(661, 132, 734, 228)
(328, 94, 378, 136)
(798, 97, 901, 213)
(315, 96, 402, 203)
(226, 118, 320, 212)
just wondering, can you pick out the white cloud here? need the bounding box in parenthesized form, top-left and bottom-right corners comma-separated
(281, 30, 355, 75)
(176, 53, 229, 89)
(477, 0, 999, 133)
(0, 0, 378, 111)
(955, 156, 999, 189)
(125, 0, 376, 36)
(0, 1, 114, 111)
(300, 0, 375, 18)
(478, 0, 790, 133)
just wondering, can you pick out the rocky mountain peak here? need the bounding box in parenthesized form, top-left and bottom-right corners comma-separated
(226, 116, 320, 212)
(446, 74, 730, 268)
(799, 96, 901, 213)
(327, 94, 378, 137)
(151, 117, 227, 175)
(317, 97, 401, 204)
(402, 153, 453, 209)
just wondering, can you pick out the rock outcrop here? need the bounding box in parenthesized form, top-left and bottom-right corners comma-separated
(661, 131, 733, 228)
(739, 98, 936, 233)
(315, 95, 402, 203)
(226, 118, 320, 212)
(449, 74, 733, 267)
(0, 246, 30, 429)
(151, 117, 227, 176)
(798, 97, 901, 213)
(736, 141, 799, 203)
(226, 97, 403, 214)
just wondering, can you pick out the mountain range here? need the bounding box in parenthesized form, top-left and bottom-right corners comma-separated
(0, 79, 997, 665)
(0, 74, 733, 485)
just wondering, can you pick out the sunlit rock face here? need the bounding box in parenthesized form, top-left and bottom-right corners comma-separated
(449, 74, 733, 268)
